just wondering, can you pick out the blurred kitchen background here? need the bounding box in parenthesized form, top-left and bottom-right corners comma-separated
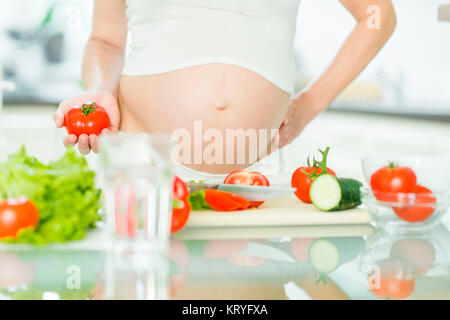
(1, 0, 449, 119)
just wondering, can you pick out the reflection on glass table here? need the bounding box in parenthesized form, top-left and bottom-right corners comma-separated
(359, 224, 450, 300)
(0, 223, 449, 300)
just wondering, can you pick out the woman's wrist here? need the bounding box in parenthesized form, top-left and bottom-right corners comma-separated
(294, 88, 329, 118)
(85, 86, 118, 99)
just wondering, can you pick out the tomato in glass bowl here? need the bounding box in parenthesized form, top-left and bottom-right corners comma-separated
(361, 156, 450, 235)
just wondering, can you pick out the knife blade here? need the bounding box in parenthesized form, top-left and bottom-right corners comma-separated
(188, 182, 295, 201)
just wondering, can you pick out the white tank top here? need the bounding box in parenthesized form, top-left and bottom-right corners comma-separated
(122, 0, 301, 95)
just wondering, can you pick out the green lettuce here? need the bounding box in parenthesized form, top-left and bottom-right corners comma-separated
(0, 146, 101, 244)
(188, 190, 211, 211)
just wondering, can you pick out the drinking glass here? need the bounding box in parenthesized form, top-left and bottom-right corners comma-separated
(98, 133, 174, 256)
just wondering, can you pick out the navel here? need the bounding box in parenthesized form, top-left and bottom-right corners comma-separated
(215, 102, 228, 111)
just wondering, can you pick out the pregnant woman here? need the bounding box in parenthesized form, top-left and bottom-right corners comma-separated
(54, 0, 396, 174)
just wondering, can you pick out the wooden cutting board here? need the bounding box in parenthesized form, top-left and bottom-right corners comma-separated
(175, 224, 374, 240)
(186, 196, 372, 227)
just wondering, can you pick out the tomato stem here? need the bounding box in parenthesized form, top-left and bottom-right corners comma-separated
(301, 146, 331, 180)
(315, 272, 328, 285)
(388, 161, 398, 169)
(81, 102, 97, 115)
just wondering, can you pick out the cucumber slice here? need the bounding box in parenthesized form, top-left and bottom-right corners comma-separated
(309, 239, 340, 274)
(310, 174, 362, 211)
(308, 237, 364, 273)
(310, 174, 342, 211)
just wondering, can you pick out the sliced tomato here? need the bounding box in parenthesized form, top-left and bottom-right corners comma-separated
(204, 189, 250, 211)
(171, 199, 191, 233)
(168, 239, 190, 298)
(0, 198, 39, 239)
(223, 169, 269, 208)
(114, 186, 137, 238)
(393, 185, 436, 223)
(173, 175, 189, 201)
(171, 176, 191, 233)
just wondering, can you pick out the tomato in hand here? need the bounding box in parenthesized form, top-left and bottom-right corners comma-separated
(64, 102, 111, 137)
(393, 185, 436, 223)
(370, 164, 417, 201)
(204, 189, 250, 211)
(0, 198, 39, 239)
(223, 169, 269, 208)
(291, 147, 336, 203)
(171, 176, 191, 233)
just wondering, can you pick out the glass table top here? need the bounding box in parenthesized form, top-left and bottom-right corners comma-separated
(0, 222, 449, 300)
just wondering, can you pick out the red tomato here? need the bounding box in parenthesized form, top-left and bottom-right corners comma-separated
(291, 147, 336, 203)
(114, 187, 137, 238)
(169, 239, 190, 270)
(171, 199, 191, 233)
(370, 164, 417, 201)
(369, 259, 415, 300)
(168, 239, 190, 298)
(64, 102, 111, 137)
(204, 189, 250, 211)
(223, 169, 269, 208)
(290, 238, 318, 263)
(291, 167, 336, 203)
(173, 175, 189, 201)
(170, 272, 187, 298)
(390, 239, 435, 275)
(393, 185, 436, 223)
(0, 252, 35, 288)
(171, 176, 191, 233)
(0, 198, 39, 239)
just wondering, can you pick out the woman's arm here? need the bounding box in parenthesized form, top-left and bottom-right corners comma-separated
(82, 0, 128, 95)
(278, 0, 396, 148)
(53, 0, 128, 154)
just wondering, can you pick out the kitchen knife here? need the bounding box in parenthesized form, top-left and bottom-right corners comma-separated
(188, 182, 295, 202)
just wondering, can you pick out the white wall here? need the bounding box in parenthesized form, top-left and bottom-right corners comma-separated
(294, 0, 450, 109)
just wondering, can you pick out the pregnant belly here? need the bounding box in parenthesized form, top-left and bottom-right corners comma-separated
(118, 64, 290, 174)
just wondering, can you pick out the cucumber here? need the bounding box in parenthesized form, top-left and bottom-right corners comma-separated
(308, 239, 340, 273)
(309, 174, 362, 211)
(308, 237, 365, 274)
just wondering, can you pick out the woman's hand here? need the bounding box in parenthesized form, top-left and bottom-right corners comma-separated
(276, 90, 324, 148)
(53, 91, 120, 154)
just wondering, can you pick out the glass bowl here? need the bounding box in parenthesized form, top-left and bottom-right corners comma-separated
(358, 225, 450, 299)
(361, 156, 450, 235)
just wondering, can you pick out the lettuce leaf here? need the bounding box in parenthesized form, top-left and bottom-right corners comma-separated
(0, 146, 101, 245)
(188, 190, 211, 211)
